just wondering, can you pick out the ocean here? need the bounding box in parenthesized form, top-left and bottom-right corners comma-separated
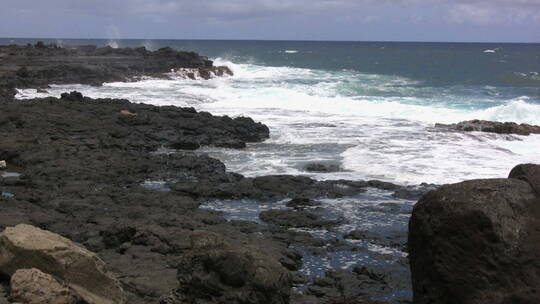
(10, 38, 540, 185)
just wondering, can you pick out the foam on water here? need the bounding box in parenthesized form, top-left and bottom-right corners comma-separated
(16, 58, 540, 184)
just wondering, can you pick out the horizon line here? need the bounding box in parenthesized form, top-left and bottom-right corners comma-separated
(1, 37, 540, 45)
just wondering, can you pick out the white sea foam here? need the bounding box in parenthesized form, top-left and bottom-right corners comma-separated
(15, 58, 540, 185)
(282, 50, 299, 54)
(483, 49, 496, 53)
(107, 40, 119, 49)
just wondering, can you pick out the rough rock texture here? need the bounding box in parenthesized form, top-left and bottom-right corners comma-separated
(409, 167, 540, 304)
(9, 268, 81, 304)
(172, 231, 292, 304)
(509, 163, 540, 195)
(171, 176, 400, 200)
(0, 43, 232, 101)
(0, 224, 125, 304)
(260, 209, 343, 229)
(436, 119, 540, 135)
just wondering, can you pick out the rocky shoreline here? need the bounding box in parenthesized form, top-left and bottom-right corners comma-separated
(0, 90, 420, 304)
(0, 43, 418, 304)
(1, 43, 539, 304)
(0, 42, 232, 101)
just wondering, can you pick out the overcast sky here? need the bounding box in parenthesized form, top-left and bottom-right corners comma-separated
(1, 0, 539, 42)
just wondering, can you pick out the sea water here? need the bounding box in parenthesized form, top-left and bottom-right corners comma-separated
(12, 39, 540, 185)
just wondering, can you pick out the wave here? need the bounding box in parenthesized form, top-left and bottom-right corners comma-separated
(16, 59, 540, 127)
(208, 58, 540, 125)
(13, 57, 540, 185)
(107, 40, 119, 49)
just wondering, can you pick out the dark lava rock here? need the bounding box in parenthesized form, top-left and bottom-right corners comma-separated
(392, 183, 438, 200)
(509, 163, 540, 195)
(173, 230, 292, 304)
(302, 270, 387, 304)
(286, 197, 321, 209)
(409, 168, 540, 304)
(344, 229, 407, 249)
(172, 175, 403, 201)
(436, 119, 540, 136)
(260, 209, 342, 229)
(0, 44, 232, 102)
(304, 163, 341, 173)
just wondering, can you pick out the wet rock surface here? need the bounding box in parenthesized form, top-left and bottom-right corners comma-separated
(409, 165, 540, 304)
(436, 119, 540, 135)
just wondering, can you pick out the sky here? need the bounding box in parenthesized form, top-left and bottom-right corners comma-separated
(1, 0, 540, 42)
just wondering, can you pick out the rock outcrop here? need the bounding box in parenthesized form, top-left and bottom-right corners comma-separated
(173, 231, 292, 304)
(0, 224, 126, 304)
(435, 119, 540, 136)
(408, 164, 540, 304)
(0, 43, 232, 101)
(9, 268, 81, 304)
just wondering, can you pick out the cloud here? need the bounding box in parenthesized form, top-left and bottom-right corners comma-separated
(447, 1, 540, 25)
(0, 0, 538, 41)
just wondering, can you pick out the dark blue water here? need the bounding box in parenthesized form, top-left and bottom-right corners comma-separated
(2, 38, 540, 92)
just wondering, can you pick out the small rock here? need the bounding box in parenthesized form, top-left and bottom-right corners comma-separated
(286, 197, 321, 209)
(304, 163, 341, 173)
(119, 109, 137, 116)
(260, 209, 342, 228)
(10, 268, 81, 304)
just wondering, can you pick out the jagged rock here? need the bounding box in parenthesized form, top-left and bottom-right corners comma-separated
(9, 268, 81, 304)
(285, 197, 321, 209)
(436, 119, 540, 136)
(175, 231, 292, 304)
(0, 224, 126, 304)
(409, 169, 540, 304)
(260, 209, 343, 228)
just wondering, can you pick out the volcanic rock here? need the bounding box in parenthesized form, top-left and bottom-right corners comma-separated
(436, 119, 540, 136)
(509, 163, 540, 195)
(260, 209, 342, 228)
(408, 171, 540, 304)
(174, 230, 292, 304)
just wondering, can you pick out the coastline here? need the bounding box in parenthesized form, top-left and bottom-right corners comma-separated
(0, 43, 416, 304)
(1, 42, 539, 304)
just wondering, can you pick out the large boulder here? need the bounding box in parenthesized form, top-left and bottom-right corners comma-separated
(174, 230, 292, 304)
(9, 268, 81, 304)
(509, 163, 540, 195)
(409, 171, 540, 304)
(0, 224, 125, 304)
